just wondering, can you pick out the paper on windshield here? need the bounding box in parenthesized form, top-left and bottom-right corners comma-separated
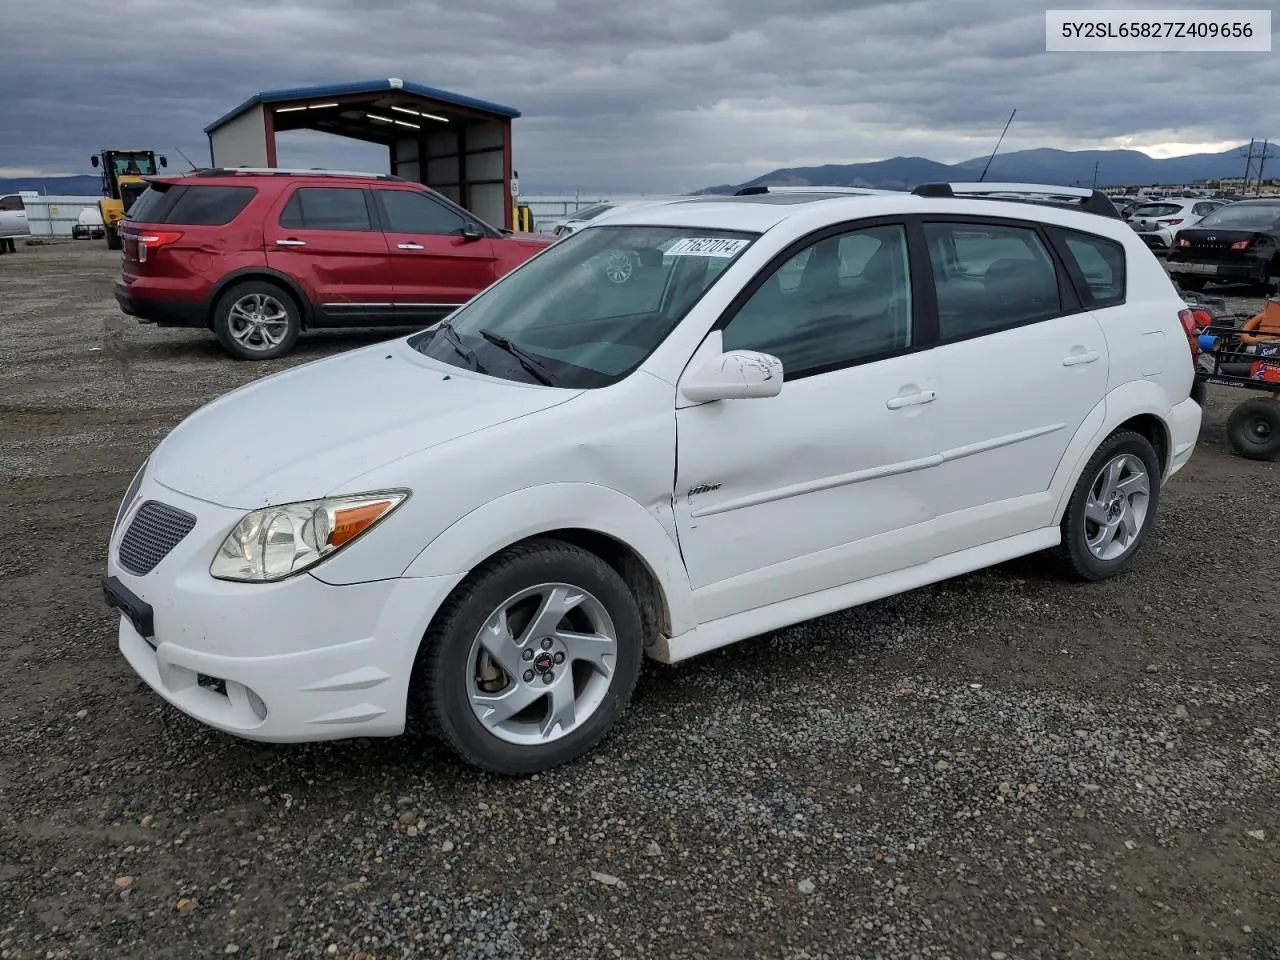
(664, 237, 750, 258)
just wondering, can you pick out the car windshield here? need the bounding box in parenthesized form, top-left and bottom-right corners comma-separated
(1133, 203, 1182, 218)
(1195, 203, 1280, 230)
(409, 224, 758, 388)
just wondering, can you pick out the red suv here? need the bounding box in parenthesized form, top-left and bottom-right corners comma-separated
(115, 169, 553, 359)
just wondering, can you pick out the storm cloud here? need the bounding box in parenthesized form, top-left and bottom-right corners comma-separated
(1, 0, 1275, 191)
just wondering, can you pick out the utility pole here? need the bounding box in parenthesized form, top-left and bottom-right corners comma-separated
(1241, 139, 1257, 192)
(1092, 160, 1100, 188)
(1254, 140, 1274, 196)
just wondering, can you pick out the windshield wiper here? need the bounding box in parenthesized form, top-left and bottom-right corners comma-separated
(477, 329, 556, 386)
(434, 322, 489, 374)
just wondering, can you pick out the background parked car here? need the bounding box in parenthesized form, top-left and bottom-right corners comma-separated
(548, 196, 698, 238)
(0, 194, 30, 251)
(1126, 197, 1225, 253)
(115, 169, 553, 360)
(1167, 198, 1280, 291)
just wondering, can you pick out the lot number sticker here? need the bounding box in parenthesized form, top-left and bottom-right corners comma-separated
(665, 237, 750, 258)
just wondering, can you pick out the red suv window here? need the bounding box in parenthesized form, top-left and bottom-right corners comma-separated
(128, 183, 255, 226)
(279, 188, 374, 231)
(376, 190, 470, 235)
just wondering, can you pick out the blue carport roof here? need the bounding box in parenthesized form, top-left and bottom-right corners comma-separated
(204, 78, 521, 134)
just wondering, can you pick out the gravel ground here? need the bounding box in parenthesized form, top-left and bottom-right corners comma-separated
(1, 243, 1278, 960)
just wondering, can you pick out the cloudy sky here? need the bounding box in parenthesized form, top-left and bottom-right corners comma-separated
(1, 0, 1275, 193)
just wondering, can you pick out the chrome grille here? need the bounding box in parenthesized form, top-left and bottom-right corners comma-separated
(118, 501, 197, 576)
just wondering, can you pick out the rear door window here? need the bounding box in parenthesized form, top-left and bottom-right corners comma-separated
(279, 187, 374, 231)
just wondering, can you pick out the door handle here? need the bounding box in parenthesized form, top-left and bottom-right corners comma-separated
(1062, 350, 1100, 367)
(398, 242, 424, 250)
(275, 238, 306, 247)
(886, 390, 936, 410)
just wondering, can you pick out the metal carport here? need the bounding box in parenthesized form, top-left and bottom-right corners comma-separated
(204, 78, 520, 230)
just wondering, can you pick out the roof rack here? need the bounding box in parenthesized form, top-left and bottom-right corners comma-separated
(911, 182, 1121, 219)
(193, 167, 404, 181)
(734, 185, 891, 197)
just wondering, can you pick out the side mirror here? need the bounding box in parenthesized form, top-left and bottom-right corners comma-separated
(90, 156, 100, 168)
(680, 349, 783, 403)
(461, 223, 483, 242)
(159, 156, 168, 168)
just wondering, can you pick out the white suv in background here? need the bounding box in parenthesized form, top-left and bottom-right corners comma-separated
(104, 181, 1202, 775)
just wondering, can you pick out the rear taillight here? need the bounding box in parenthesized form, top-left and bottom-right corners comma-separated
(1158, 218, 1184, 226)
(1175, 237, 1191, 248)
(1231, 239, 1251, 251)
(135, 230, 183, 262)
(1178, 308, 1201, 359)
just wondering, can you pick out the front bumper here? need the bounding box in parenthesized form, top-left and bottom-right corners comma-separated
(105, 473, 463, 742)
(1166, 396, 1202, 480)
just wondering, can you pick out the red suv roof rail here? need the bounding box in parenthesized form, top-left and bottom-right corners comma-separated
(192, 167, 406, 182)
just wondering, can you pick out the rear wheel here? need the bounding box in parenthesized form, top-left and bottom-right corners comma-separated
(212, 281, 301, 360)
(414, 539, 644, 775)
(1056, 429, 1161, 581)
(1226, 398, 1280, 461)
(104, 225, 122, 251)
(1177, 277, 1207, 292)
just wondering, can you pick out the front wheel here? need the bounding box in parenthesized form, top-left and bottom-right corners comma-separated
(104, 225, 122, 251)
(414, 539, 644, 775)
(1226, 398, 1280, 461)
(212, 281, 301, 360)
(1055, 429, 1162, 581)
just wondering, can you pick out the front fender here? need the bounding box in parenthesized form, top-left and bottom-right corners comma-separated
(400, 482, 696, 638)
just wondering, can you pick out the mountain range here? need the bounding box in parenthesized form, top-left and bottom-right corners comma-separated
(696, 144, 1272, 194)
(2, 143, 1272, 199)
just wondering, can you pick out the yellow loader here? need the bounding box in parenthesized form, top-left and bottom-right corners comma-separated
(90, 149, 168, 250)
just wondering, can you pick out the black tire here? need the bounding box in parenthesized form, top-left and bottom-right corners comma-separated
(414, 538, 644, 775)
(1226, 398, 1280, 461)
(1190, 378, 1207, 406)
(212, 280, 301, 361)
(1055, 429, 1162, 582)
(104, 225, 122, 251)
(1177, 277, 1207, 292)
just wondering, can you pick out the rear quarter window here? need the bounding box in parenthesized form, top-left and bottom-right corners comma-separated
(125, 184, 256, 226)
(1052, 228, 1126, 308)
(162, 186, 256, 226)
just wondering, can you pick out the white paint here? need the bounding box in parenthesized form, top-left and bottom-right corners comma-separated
(106, 188, 1204, 752)
(210, 103, 269, 168)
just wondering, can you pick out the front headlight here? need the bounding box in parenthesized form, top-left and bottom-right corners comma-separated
(210, 490, 410, 583)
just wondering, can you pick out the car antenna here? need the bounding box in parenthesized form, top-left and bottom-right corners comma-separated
(978, 108, 1017, 183)
(173, 146, 199, 172)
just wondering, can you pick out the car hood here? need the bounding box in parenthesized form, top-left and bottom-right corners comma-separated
(150, 340, 580, 508)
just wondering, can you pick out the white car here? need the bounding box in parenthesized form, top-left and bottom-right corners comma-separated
(104, 181, 1203, 774)
(548, 195, 700, 238)
(0, 194, 30, 244)
(1127, 197, 1225, 252)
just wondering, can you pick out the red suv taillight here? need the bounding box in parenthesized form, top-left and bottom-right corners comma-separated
(135, 230, 183, 262)
(1231, 239, 1251, 251)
